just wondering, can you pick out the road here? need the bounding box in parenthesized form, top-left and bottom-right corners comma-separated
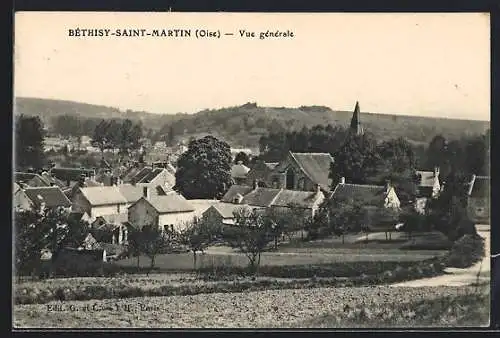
(391, 225, 491, 287)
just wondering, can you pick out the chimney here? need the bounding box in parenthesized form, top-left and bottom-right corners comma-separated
(434, 166, 440, 177)
(315, 184, 321, 194)
(339, 177, 346, 185)
(143, 186, 150, 200)
(131, 177, 136, 186)
(237, 161, 243, 165)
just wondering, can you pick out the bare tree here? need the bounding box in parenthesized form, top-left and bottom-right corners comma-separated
(225, 208, 273, 274)
(178, 217, 218, 269)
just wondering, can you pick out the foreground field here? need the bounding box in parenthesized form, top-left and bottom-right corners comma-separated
(13, 285, 489, 328)
(116, 247, 446, 271)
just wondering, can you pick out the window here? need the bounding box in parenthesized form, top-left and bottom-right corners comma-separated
(117, 204, 121, 213)
(286, 168, 295, 189)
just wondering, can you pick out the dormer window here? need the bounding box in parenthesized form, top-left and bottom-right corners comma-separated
(233, 193, 244, 204)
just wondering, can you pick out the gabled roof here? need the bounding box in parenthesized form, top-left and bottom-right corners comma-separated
(276, 152, 335, 192)
(271, 189, 323, 208)
(221, 185, 254, 203)
(23, 186, 72, 208)
(330, 183, 388, 206)
(209, 202, 254, 218)
(14, 172, 51, 187)
(239, 187, 282, 207)
(117, 184, 144, 203)
(140, 168, 166, 183)
(135, 193, 195, 214)
(50, 167, 95, 181)
(468, 175, 490, 199)
(78, 186, 128, 206)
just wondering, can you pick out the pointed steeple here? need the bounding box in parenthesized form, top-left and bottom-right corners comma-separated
(349, 101, 363, 136)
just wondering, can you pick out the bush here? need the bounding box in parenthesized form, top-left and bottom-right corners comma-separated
(445, 234, 485, 268)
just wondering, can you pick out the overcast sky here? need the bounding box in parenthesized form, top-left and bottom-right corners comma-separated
(14, 12, 490, 121)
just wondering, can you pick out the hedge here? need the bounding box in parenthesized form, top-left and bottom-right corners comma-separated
(14, 259, 446, 305)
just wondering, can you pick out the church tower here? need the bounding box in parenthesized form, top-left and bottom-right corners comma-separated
(349, 101, 364, 136)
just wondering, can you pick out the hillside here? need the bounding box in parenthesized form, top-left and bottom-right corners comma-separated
(14, 97, 187, 131)
(14, 97, 489, 148)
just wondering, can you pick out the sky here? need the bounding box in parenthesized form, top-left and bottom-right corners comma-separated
(14, 12, 490, 121)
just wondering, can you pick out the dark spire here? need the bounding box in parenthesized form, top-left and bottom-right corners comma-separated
(349, 101, 363, 136)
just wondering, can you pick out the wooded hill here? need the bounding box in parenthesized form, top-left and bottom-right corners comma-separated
(14, 97, 489, 147)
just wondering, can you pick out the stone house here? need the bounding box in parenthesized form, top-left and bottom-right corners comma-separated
(329, 177, 401, 230)
(20, 186, 72, 213)
(71, 186, 128, 222)
(414, 167, 441, 213)
(204, 182, 325, 227)
(245, 161, 279, 188)
(264, 151, 335, 193)
(128, 190, 196, 232)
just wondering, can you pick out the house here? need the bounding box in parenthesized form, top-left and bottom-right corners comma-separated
(122, 166, 175, 191)
(128, 190, 196, 232)
(71, 186, 128, 222)
(467, 175, 490, 224)
(15, 172, 51, 188)
(22, 186, 72, 212)
(329, 177, 400, 230)
(206, 181, 326, 226)
(65, 175, 104, 200)
(203, 203, 255, 226)
(91, 214, 130, 245)
(246, 161, 279, 188)
(13, 183, 33, 211)
(50, 167, 96, 187)
(414, 167, 441, 213)
(269, 151, 335, 192)
(231, 161, 251, 185)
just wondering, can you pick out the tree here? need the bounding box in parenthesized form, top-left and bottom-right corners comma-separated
(14, 207, 89, 278)
(370, 137, 419, 206)
(426, 170, 473, 241)
(178, 217, 219, 269)
(320, 196, 368, 244)
(263, 208, 290, 249)
(174, 136, 233, 199)
(139, 225, 171, 275)
(426, 135, 447, 170)
(234, 151, 250, 165)
(225, 208, 273, 274)
(329, 133, 380, 187)
(15, 115, 46, 171)
(91, 120, 113, 159)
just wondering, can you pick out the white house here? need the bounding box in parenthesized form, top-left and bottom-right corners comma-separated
(128, 189, 196, 232)
(71, 186, 128, 222)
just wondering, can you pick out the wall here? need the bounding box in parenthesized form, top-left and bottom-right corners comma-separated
(128, 199, 158, 230)
(14, 190, 34, 211)
(202, 206, 225, 227)
(384, 187, 401, 209)
(72, 192, 126, 222)
(158, 211, 196, 232)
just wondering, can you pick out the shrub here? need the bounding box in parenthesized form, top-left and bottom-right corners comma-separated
(446, 234, 485, 268)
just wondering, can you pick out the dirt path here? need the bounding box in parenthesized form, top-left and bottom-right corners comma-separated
(391, 229, 490, 287)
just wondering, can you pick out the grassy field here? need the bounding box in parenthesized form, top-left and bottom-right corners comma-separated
(13, 284, 489, 328)
(115, 246, 447, 271)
